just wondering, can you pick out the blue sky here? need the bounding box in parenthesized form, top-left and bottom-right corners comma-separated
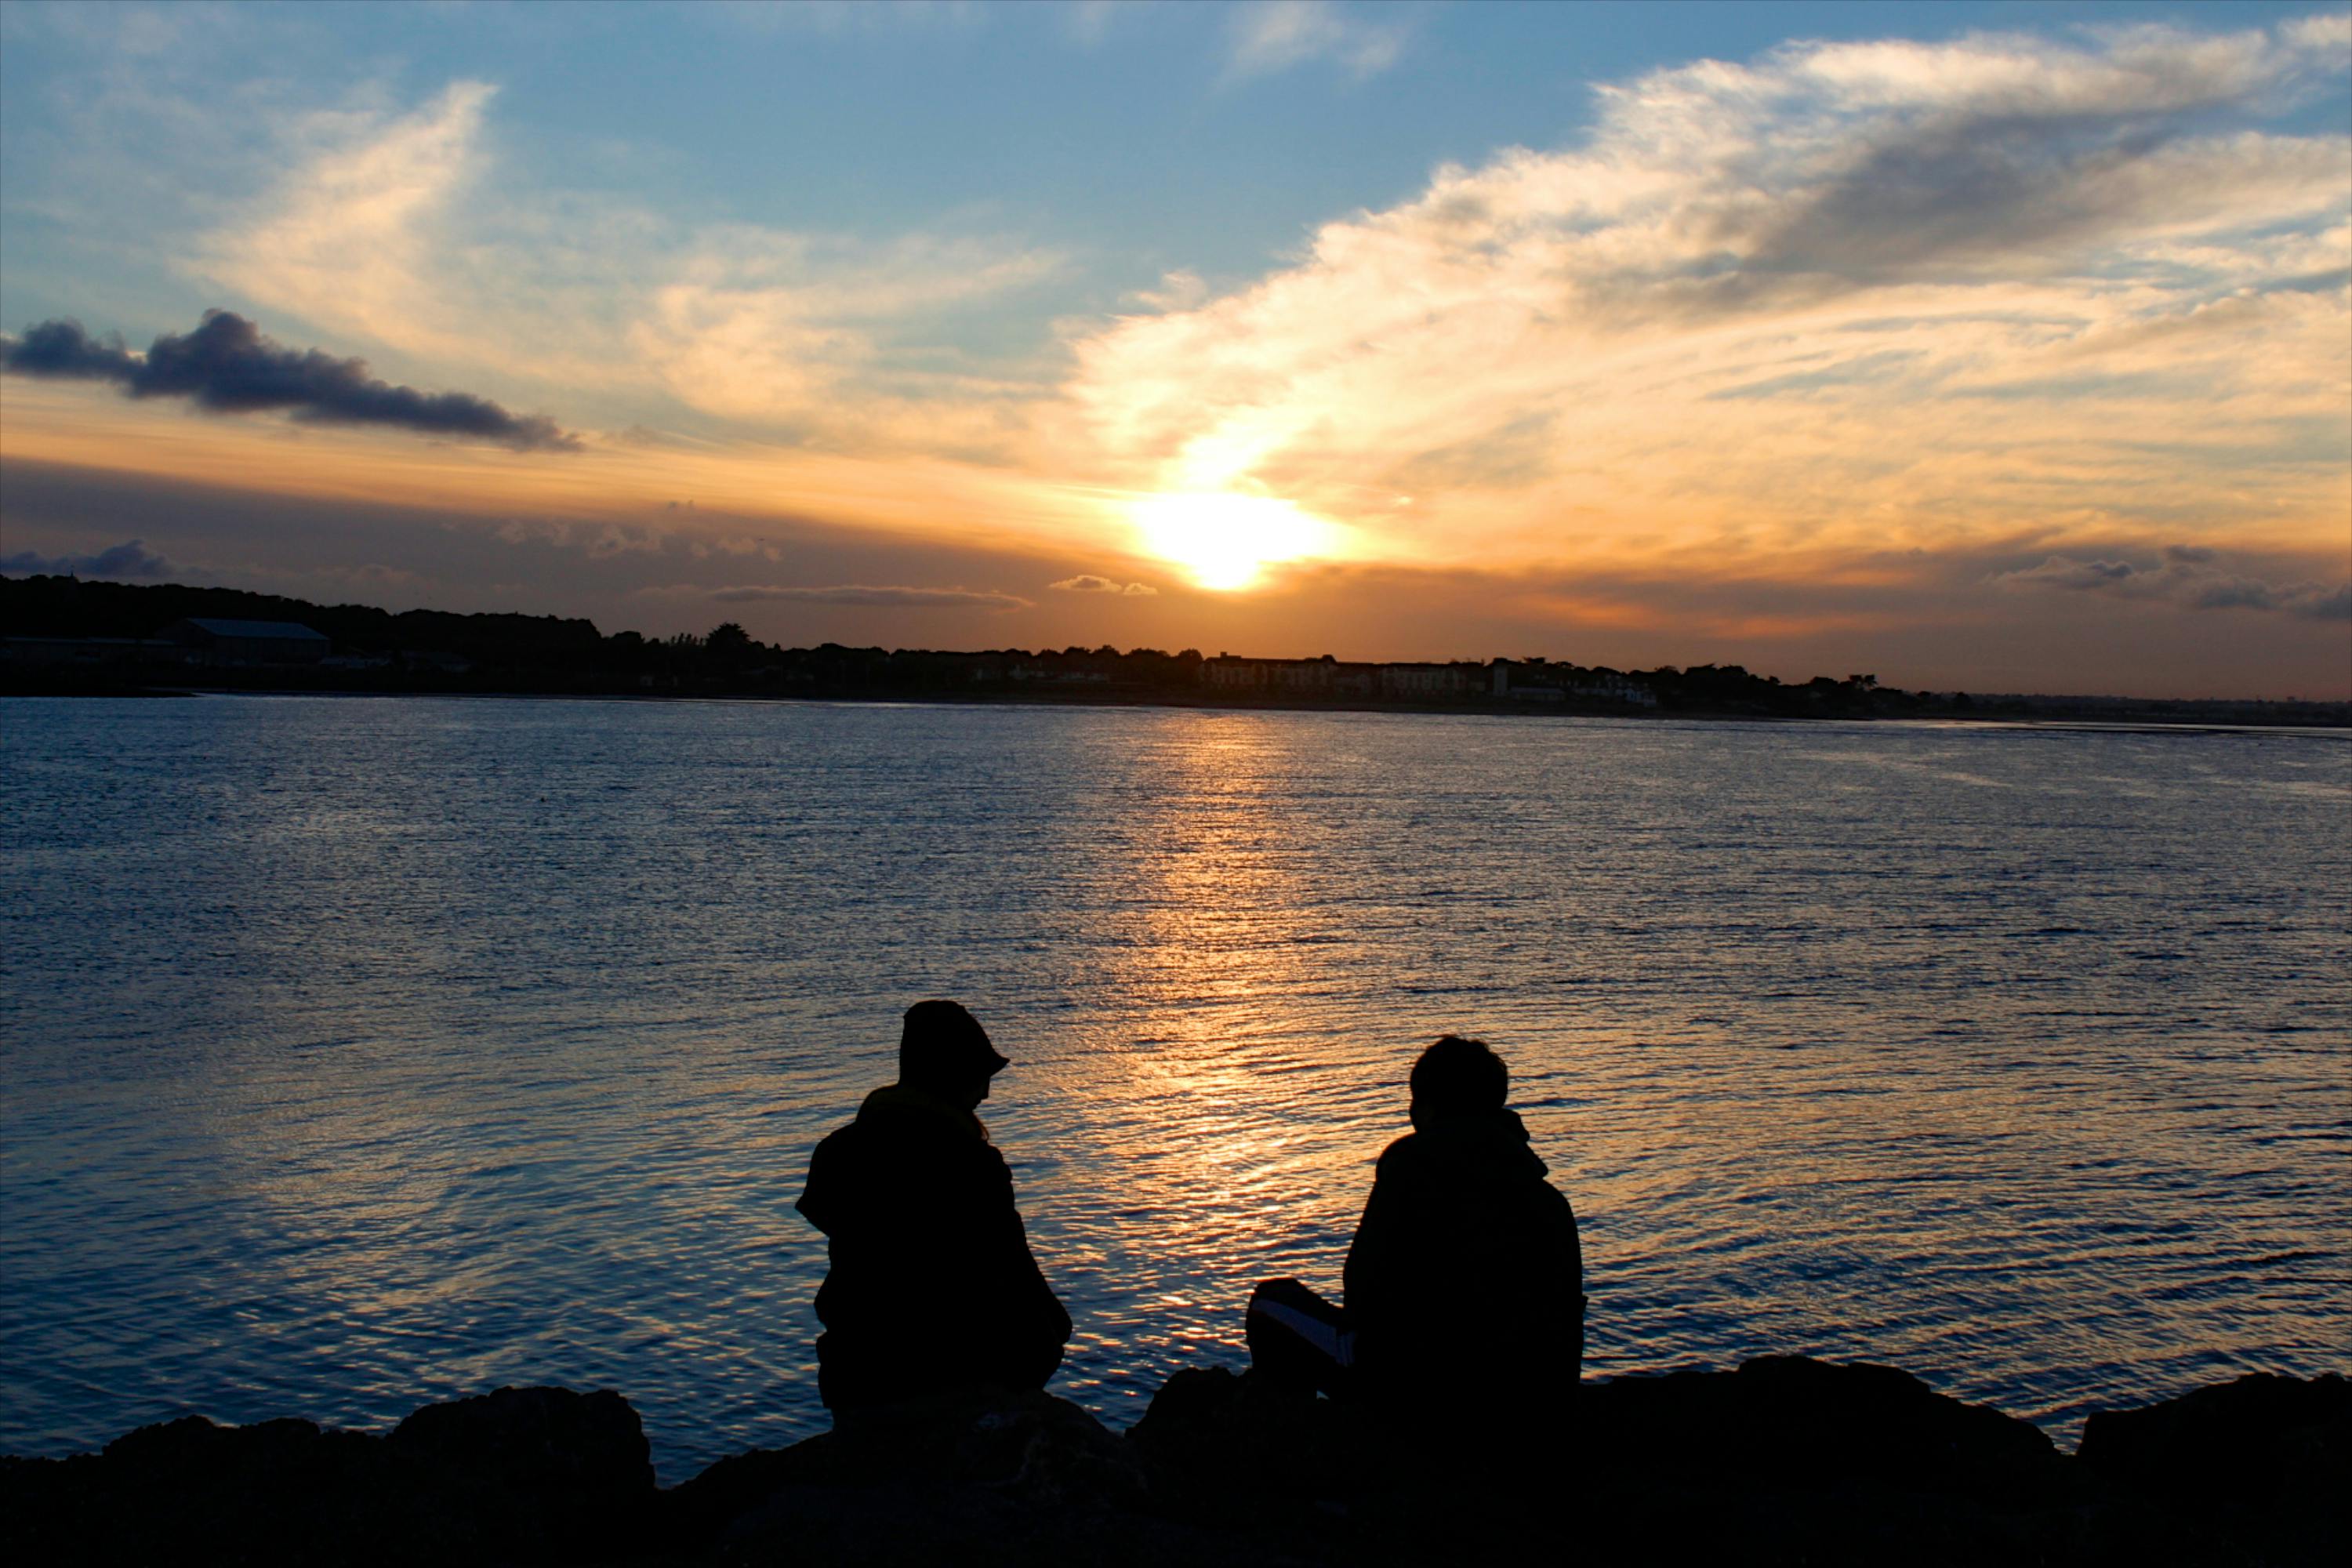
(2, 2, 2347, 695)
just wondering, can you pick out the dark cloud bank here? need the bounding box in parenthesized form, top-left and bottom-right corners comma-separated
(712, 583, 1032, 612)
(0, 311, 577, 452)
(1051, 574, 1157, 596)
(1998, 545, 2350, 622)
(0, 538, 173, 579)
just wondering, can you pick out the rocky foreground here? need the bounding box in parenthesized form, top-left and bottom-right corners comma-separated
(5, 1359, 2343, 1566)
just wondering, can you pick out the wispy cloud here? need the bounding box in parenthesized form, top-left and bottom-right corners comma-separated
(0, 537, 173, 579)
(2, 311, 578, 450)
(1062, 1, 1122, 48)
(710, 583, 1033, 611)
(1227, 2, 1406, 80)
(702, 1, 988, 37)
(630, 230, 1062, 429)
(197, 81, 503, 372)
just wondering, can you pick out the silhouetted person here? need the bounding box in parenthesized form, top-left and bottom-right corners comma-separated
(1248, 1036, 1584, 1432)
(796, 1000, 1073, 1415)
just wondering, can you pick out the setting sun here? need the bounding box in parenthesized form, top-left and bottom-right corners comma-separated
(1127, 492, 1339, 591)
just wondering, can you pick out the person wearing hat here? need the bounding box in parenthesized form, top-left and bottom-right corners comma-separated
(795, 1000, 1073, 1415)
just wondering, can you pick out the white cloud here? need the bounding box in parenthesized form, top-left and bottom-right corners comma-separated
(2281, 10, 2352, 54)
(1227, 2, 1405, 81)
(1123, 270, 1208, 312)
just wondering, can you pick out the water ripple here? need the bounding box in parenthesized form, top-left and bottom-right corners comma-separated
(2, 699, 2347, 1480)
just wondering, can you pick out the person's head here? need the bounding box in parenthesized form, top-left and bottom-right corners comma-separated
(1409, 1034, 1508, 1131)
(898, 999, 1009, 1109)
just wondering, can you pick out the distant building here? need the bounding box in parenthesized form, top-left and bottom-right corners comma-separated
(1491, 658, 1657, 707)
(1491, 658, 1564, 700)
(1201, 655, 1265, 689)
(1203, 654, 1479, 699)
(1378, 662, 1475, 699)
(1202, 655, 1336, 692)
(1572, 672, 1658, 708)
(161, 618, 331, 666)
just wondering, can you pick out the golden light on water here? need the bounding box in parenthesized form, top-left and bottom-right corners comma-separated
(1128, 492, 1340, 591)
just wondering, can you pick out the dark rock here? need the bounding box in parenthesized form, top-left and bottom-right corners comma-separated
(671, 1388, 1258, 1566)
(1130, 1358, 2076, 1566)
(1583, 1355, 2067, 1505)
(1123, 1367, 1482, 1565)
(388, 1386, 657, 1562)
(2079, 1372, 2350, 1565)
(6, 1364, 2345, 1566)
(5, 1414, 397, 1564)
(2079, 1372, 2348, 1500)
(1127, 1367, 1385, 1502)
(0, 1388, 654, 1566)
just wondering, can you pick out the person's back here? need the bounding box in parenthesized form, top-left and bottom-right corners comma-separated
(795, 1001, 1071, 1414)
(1244, 1035, 1584, 1432)
(1343, 1094, 1582, 1420)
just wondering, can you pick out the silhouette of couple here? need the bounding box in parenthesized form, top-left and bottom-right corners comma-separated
(797, 1000, 1584, 1432)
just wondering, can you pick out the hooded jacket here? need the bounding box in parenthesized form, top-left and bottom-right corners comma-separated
(1342, 1109, 1584, 1412)
(796, 1084, 1072, 1411)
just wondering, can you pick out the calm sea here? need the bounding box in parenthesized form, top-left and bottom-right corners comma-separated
(2, 695, 2347, 1481)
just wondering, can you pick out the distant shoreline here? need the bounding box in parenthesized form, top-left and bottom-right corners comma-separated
(7, 573, 2347, 724)
(6, 681, 2350, 735)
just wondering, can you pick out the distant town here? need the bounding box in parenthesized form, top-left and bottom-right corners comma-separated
(3, 573, 2345, 727)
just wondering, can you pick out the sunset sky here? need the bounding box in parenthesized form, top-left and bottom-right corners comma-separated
(2, 1, 2347, 697)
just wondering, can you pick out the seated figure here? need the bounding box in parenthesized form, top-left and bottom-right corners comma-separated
(1248, 1035, 1584, 1427)
(795, 1000, 1073, 1415)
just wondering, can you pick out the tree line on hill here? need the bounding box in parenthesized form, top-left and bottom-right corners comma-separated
(2, 573, 604, 663)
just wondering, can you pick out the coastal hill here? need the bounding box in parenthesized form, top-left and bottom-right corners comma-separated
(5, 1358, 2343, 1564)
(5, 573, 2347, 725)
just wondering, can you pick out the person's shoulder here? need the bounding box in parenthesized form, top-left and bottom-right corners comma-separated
(804, 1116, 867, 1174)
(809, 1115, 859, 1154)
(1372, 1131, 1422, 1177)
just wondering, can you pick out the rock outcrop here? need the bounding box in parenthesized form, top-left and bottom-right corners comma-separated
(4, 1361, 2343, 1566)
(2078, 1371, 2350, 1565)
(1127, 1356, 2082, 1565)
(664, 1388, 1251, 1566)
(2, 1386, 654, 1566)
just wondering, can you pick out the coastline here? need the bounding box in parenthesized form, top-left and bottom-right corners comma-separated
(9, 572, 2346, 725)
